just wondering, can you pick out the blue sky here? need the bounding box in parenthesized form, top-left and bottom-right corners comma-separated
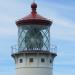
(0, 0, 75, 75)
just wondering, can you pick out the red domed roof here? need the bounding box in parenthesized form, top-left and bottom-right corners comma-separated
(16, 2, 52, 26)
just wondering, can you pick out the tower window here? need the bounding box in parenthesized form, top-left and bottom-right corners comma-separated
(29, 58, 33, 62)
(41, 58, 45, 63)
(50, 59, 52, 63)
(19, 59, 23, 63)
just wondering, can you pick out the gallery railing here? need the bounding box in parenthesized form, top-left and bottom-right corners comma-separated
(11, 44, 57, 54)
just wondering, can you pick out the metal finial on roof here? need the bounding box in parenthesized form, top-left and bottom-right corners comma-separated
(31, 2, 37, 15)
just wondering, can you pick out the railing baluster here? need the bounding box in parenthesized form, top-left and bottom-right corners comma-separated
(11, 44, 57, 54)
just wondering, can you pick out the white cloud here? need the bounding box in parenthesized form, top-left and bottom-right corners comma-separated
(0, 26, 17, 36)
(50, 16, 75, 41)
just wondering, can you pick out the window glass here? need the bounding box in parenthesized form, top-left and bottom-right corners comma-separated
(41, 58, 45, 63)
(29, 58, 33, 62)
(50, 59, 52, 63)
(19, 59, 23, 63)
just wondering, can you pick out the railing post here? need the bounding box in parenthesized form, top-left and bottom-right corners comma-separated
(11, 44, 18, 54)
(50, 44, 57, 54)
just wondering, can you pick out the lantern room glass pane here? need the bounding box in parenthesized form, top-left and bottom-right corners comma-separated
(18, 25, 50, 51)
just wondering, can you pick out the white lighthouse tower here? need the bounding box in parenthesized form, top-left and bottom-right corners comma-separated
(11, 2, 57, 75)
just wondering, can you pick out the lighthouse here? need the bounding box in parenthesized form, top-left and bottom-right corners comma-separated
(11, 2, 57, 75)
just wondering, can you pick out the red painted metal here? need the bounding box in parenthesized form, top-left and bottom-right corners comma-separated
(16, 2, 52, 26)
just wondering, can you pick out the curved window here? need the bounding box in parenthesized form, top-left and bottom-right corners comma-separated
(18, 25, 50, 51)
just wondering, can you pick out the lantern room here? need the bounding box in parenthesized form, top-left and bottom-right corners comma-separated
(16, 2, 52, 51)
